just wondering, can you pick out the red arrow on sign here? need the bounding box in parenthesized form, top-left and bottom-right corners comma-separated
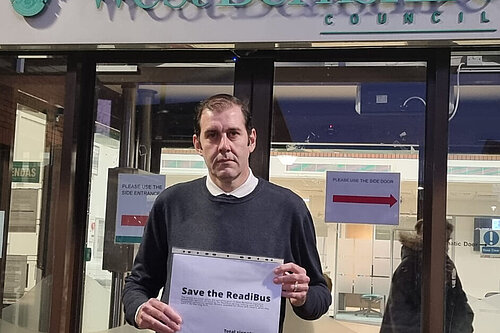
(333, 194, 397, 207)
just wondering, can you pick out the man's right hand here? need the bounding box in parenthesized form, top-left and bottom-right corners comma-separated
(136, 298, 182, 333)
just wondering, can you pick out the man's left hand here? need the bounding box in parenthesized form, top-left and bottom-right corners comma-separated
(273, 262, 310, 307)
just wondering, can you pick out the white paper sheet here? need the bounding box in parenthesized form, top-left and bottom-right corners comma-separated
(168, 249, 283, 333)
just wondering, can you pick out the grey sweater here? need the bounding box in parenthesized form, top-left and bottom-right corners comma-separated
(123, 177, 331, 332)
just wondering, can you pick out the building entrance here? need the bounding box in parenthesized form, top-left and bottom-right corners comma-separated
(1, 50, 499, 333)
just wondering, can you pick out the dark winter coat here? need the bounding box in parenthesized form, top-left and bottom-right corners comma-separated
(380, 233, 474, 333)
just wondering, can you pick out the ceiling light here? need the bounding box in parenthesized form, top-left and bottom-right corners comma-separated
(454, 40, 500, 46)
(459, 67, 500, 73)
(311, 41, 408, 47)
(96, 64, 138, 73)
(17, 55, 50, 59)
(97, 44, 116, 49)
(189, 43, 235, 49)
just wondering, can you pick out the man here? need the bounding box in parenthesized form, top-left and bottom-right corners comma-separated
(123, 94, 331, 333)
(380, 220, 474, 333)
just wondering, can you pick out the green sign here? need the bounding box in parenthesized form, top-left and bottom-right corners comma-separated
(12, 162, 41, 183)
(11, 0, 49, 17)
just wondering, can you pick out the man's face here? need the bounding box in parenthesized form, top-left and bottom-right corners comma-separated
(193, 105, 256, 191)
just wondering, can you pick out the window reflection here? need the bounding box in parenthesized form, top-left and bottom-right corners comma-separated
(447, 52, 500, 333)
(271, 61, 426, 331)
(0, 55, 67, 332)
(84, 62, 234, 331)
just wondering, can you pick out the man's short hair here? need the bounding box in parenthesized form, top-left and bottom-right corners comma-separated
(194, 94, 252, 137)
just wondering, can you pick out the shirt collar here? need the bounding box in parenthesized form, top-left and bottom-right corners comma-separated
(206, 169, 258, 198)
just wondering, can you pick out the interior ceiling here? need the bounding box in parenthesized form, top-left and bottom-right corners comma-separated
(103, 82, 499, 103)
(96, 63, 500, 101)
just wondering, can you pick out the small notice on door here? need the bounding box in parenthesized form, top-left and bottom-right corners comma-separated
(325, 171, 400, 225)
(115, 173, 165, 244)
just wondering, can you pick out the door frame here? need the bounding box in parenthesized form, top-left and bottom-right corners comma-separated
(51, 48, 450, 333)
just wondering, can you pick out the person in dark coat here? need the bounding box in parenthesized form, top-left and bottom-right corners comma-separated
(380, 220, 474, 333)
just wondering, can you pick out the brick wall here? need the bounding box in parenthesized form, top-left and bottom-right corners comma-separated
(0, 83, 16, 147)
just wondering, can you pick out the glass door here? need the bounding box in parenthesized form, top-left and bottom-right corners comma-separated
(83, 61, 235, 332)
(446, 51, 500, 333)
(0, 55, 67, 332)
(269, 60, 427, 332)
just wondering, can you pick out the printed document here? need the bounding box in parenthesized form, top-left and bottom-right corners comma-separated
(168, 249, 283, 333)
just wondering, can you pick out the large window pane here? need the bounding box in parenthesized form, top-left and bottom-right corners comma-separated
(270, 61, 426, 332)
(446, 52, 500, 333)
(84, 62, 234, 332)
(0, 55, 67, 332)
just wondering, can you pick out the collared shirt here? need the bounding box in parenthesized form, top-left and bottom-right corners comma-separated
(135, 169, 259, 324)
(206, 168, 259, 198)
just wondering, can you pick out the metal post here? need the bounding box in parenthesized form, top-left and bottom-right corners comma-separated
(137, 89, 156, 172)
(422, 48, 450, 333)
(109, 83, 138, 328)
(110, 272, 126, 327)
(119, 84, 138, 169)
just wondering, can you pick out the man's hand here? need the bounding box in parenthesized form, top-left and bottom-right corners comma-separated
(136, 298, 182, 333)
(273, 262, 310, 307)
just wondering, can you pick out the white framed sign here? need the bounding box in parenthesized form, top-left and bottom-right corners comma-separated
(325, 171, 400, 225)
(115, 173, 165, 243)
